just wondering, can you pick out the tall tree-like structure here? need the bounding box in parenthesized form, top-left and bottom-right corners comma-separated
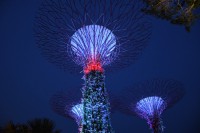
(50, 88, 117, 133)
(35, 0, 151, 132)
(50, 89, 83, 133)
(118, 79, 185, 133)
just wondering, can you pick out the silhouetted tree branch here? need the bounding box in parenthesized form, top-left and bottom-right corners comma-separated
(142, 0, 200, 31)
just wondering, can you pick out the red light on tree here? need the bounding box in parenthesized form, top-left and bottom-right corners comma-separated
(84, 61, 103, 74)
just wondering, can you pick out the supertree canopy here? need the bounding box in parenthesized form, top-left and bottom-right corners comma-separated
(50, 89, 83, 132)
(35, 0, 151, 132)
(34, 0, 151, 73)
(71, 24, 117, 73)
(118, 79, 185, 133)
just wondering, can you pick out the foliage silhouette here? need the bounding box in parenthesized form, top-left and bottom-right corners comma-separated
(27, 118, 61, 133)
(1, 118, 61, 133)
(142, 0, 200, 31)
(1, 121, 30, 133)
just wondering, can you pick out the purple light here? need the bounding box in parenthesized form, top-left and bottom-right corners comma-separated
(70, 25, 117, 67)
(118, 79, 185, 133)
(136, 96, 166, 118)
(35, 0, 152, 73)
(71, 103, 83, 119)
(69, 103, 83, 125)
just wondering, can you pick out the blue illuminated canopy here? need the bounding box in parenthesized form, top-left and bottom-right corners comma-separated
(71, 25, 116, 61)
(136, 96, 166, 116)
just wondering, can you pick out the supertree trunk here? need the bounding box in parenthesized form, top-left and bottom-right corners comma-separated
(149, 116, 164, 133)
(81, 70, 113, 133)
(78, 125, 83, 133)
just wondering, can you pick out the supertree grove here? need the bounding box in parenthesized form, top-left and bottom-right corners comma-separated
(50, 89, 83, 132)
(34, 0, 151, 132)
(118, 79, 185, 133)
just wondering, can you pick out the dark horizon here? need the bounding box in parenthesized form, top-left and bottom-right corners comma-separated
(0, 0, 200, 133)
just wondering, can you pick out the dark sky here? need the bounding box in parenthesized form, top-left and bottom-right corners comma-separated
(0, 0, 200, 133)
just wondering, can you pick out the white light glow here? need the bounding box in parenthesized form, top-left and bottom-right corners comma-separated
(71, 25, 116, 59)
(71, 103, 83, 119)
(136, 96, 166, 116)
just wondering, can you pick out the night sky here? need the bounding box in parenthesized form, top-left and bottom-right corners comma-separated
(0, 0, 200, 133)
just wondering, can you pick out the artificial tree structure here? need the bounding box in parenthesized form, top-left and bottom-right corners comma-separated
(35, 0, 151, 132)
(118, 79, 185, 133)
(50, 88, 117, 133)
(50, 89, 83, 133)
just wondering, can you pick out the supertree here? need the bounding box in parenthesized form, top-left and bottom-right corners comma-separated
(50, 88, 116, 133)
(118, 79, 185, 133)
(50, 89, 83, 133)
(34, 0, 151, 132)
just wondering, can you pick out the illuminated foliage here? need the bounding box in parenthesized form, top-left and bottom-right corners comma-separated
(82, 71, 112, 133)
